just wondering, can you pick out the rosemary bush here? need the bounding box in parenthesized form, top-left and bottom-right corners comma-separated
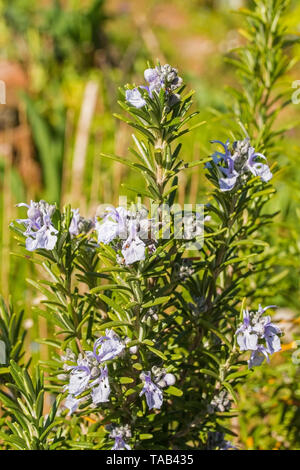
(0, 0, 298, 451)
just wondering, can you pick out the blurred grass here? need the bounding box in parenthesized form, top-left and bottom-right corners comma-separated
(0, 0, 299, 449)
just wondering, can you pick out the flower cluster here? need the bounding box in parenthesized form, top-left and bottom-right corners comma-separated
(64, 329, 124, 414)
(63, 332, 176, 415)
(96, 205, 156, 265)
(109, 425, 131, 450)
(235, 305, 282, 368)
(209, 138, 273, 191)
(16, 200, 58, 251)
(173, 258, 195, 281)
(207, 390, 231, 414)
(139, 368, 176, 410)
(125, 64, 183, 109)
(15, 203, 95, 251)
(15, 201, 158, 266)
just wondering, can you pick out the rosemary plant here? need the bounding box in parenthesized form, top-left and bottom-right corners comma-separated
(0, 0, 297, 451)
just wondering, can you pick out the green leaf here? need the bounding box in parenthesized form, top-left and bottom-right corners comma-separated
(165, 386, 183, 397)
(120, 377, 134, 384)
(199, 369, 220, 381)
(143, 297, 169, 308)
(142, 339, 154, 346)
(95, 320, 132, 331)
(146, 346, 167, 361)
(99, 152, 138, 171)
(225, 369, 251, 381)
(222, 381, 239, 405)
(140, 434, 153, 440)
(90, 284, 131, 294)
(67, 441, 96, 449)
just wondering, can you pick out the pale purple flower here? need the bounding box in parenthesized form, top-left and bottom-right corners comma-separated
(68, 364, 91, 396)
(144, 65, 182, 95)
(63, 331, 126, 415)
(140, 371, 163, 410)
(96, 206, 128, 244)
(93, 329, 125, 362)
(248, 345, 270, 368)
(69, 209, 81, 237)
(246, 150, 272, 182)
(236, 310, 258, 351)
(210, 140, 239, 191)
(16, 200, 58, 251)
(96, 219, 120, 244)
(252, 305, 281, 354)
(210, 139, 273, 191)
(219, 170, 239, 192)
(125, 88, 147, 108)
(91, 365, 111, 404)
(164, 373, 176, 386)
(126, 64, 182, 108)
(64, 394, 82, 416)
(144, 68, 159, 83)
(144, 68, 162, 94)
(96, 205, 155, 265)
(209, 140, 240, 191)
(111, 436, 131, 450)
(236, 305, 281, 368)
(121, 223, 146, 265)
(110, 425, 131, 450)
(69, 209, 95, 237)
(25, 225, 58, 251)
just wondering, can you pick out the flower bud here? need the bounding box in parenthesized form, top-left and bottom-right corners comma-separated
(164, 373, 176, 386)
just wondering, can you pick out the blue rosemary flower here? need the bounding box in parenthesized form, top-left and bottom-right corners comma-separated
(110, 425, 131, 450)
(67, 361, 91, 396)
(125, 64, 182, 108)
(125, 88, 147, 108)
(140, 371, 163, 410)
(210, 138, 273, 191)
(248, 345, 270, 368)
(121, 221, 146, 265)
(91, 365, 111, 404)
(64, 394, 83, 416)
(145, 64, 183, 94)
(235, 309, 258, 351)
(246, 149, 273, 182)
(93, 329, 125, 362)
(235, 305, 282, 368)
(96, 206, 128, 244)
(63, 330, 125, 415)
(96, 206, 156, 265)
(16, 200, 58, 251)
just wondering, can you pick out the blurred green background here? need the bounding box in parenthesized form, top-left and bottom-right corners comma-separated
(0, 0, 299, 449)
